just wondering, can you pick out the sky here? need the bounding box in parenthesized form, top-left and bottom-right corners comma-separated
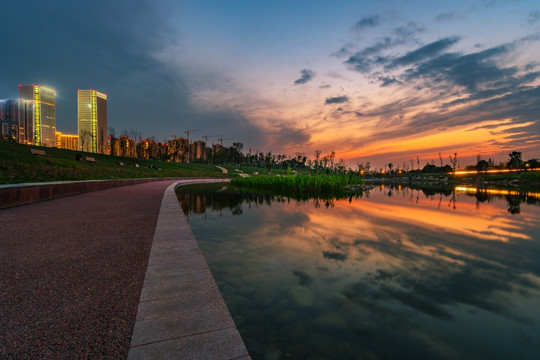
(1, 0, 539, 168)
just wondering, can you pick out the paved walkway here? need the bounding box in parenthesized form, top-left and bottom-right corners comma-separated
(0, 179, 249, 359)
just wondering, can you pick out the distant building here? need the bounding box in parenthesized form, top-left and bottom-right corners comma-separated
(167, 137, 189, 162)
(55, 131, 78, 151)
(18, 99, 34, 144)
(136, 139, 160, 160)
(19, 85, 56, 147)
(78, 89, 107, 154)
(0, 99, 19, 141)
(109, 136, 135, 158)
(212, 143, 224, 154)
(190, 140, 207, 162)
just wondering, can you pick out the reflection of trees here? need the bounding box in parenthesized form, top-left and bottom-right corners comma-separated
(467, 189, 540, 213)
(178, 184, 305, 215)
(375, 184, 540, 211)
(179, 184, 540, 217)
(506, 195, 522, 214)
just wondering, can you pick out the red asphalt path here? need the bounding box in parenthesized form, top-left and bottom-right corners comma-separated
(0, 180, 176, 359)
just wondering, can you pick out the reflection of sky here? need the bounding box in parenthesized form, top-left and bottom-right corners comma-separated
(183, 185, 540, 359)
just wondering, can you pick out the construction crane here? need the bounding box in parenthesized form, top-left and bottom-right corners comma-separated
(203, 134, 221, 144)
(184, 129, 202, 143)
(217, 137, 235, 146)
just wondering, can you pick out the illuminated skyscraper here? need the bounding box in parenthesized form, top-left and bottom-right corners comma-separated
(19, 85, 56, 147)
(78, 89, 107, 153)
(0, 99, 20, 141)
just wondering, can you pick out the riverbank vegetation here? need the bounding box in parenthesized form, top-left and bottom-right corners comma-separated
(231, 174, 364, 200)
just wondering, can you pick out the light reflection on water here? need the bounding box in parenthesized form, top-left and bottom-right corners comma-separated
(177, 184, 540, 360)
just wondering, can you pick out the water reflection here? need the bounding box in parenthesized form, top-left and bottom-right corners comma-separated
(177, 184, 540, 360)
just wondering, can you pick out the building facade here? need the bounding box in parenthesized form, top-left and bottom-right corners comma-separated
(167, 137, 189, 162)
(109, 136, 135, 158)
(136, 139, 161, 160)
(0, 99, 20, 141)
(55, 131, 79, 150)
(19, 85, 56, 147)
(78, 89, 107, 154)
(190, 140, 207, 162)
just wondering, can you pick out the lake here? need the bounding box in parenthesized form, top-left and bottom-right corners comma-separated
(176, 183, 540, 360)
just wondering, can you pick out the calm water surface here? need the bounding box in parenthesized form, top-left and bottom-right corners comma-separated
(177, 184, 540, 360)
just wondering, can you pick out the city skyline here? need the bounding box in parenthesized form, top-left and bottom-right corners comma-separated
(1, 0, 539, 167)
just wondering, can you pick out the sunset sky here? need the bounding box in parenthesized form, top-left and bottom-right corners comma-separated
(1, 0, 539, 168)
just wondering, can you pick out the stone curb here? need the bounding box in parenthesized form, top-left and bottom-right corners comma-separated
(127, 179, 251, 360)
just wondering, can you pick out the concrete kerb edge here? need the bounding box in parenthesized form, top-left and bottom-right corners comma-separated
(127, 178, 251, 360)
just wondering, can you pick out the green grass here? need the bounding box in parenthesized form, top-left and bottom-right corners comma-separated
(0, 141, 228, 184)
(231, 174, 364, 200)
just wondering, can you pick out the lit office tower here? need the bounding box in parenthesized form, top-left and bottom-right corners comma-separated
(78, 89, 107, 153)
(19, 85, 56, 147)
(0, 99, 20, 141)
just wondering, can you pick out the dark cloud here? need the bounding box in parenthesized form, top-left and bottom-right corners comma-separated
(292, 270, 313, 286)
(0, 0, 270, 150)
(323, 251, 348, 261)
(378, 76, 403, 87)
(344, 22, 424, 73)
(406, 86, 540, 145)
(355, 112, 364, 117)
(529, 10, 540, 24)
(319, 83, 331, 89)
(294, 69, 316, 85)
(386, 37, 460, 69)
(267, 121, 310, 148)
(402, 44, 514, 91)
(435, 12, 460, 22)
(325, 96, 349, 105)
(354, 15, 380, 30)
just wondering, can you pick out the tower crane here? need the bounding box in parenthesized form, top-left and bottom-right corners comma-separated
(203, 134, 221, 144)
(184, 129, 202, 143)
(217, 137, 235, 146)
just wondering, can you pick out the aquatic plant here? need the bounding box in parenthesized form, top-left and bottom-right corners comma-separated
(231, 174, 364, 200)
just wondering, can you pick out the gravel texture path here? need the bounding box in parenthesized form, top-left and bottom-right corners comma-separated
(0, 180, 175, 359)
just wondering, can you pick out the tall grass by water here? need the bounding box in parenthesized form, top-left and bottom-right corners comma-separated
(231, 174, 364, 200)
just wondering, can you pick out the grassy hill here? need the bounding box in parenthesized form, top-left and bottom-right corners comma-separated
(0, 141, 229, 184)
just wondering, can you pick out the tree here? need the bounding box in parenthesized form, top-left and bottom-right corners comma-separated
(108, 127, 116, 139)
(422, 163, 438, 173)
(314, 150, 321, 170)
(265, 151, 274, 174)
(449, 153, 458, 172)
(329, 151, 336, 171)
(525, 158, 540, 169)
(507, 151, 523, 169)
(477, 159, 489, 172)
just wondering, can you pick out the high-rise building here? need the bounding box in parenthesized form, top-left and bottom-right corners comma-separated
(0, 99, 20, 141)
(19, 85, 56, 147)
(78, 89, 107, 153)
(18, 99, 34, 144)
(190, 140, 207, 162)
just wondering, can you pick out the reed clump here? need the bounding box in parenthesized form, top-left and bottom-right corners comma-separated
(231, 174, 364, 199)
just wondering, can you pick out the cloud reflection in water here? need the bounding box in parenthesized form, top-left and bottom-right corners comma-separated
(178, 184, 540, 359)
